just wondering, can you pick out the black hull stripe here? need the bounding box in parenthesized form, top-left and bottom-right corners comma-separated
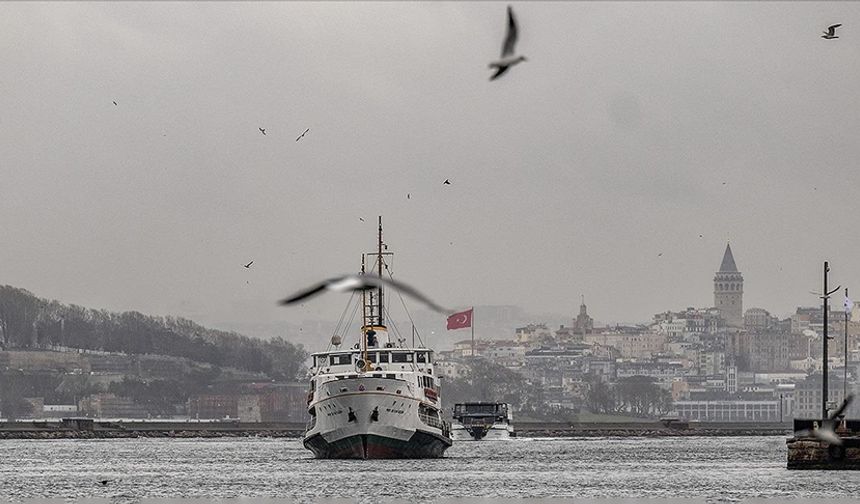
(304, 430, 452, 459)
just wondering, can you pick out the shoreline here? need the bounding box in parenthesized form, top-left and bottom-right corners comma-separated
(0, 420, 792, 439)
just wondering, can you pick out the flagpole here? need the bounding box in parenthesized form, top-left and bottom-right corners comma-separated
(845, 288, 849, 404)
(471, 307, 475, 359)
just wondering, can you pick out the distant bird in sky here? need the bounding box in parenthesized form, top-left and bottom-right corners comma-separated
(822, 24, 842, 39)
(489, 5, 527, 81)
(244, 261, 253, 269)
(443, 179, 451, 185)
(657, 253, 663, 257)
(699, 234, 703, 238)
(259, 128, 266, 135)
(407, 193, 411, 199)
(112, 101, 117, 106)
(279, 274, 451, 313)
(296, 128, 310, 142)
(359, 217, 365, 222)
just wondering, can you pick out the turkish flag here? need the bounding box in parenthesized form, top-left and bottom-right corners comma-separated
(447, 308, 473, 330)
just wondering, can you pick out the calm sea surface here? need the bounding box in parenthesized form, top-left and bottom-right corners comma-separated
(1, 436, 859, 503)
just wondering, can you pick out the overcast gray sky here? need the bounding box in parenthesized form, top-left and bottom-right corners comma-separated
(2, 2, 860, 336)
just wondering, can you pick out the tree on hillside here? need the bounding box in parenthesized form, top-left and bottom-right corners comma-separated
(0, 286, 41, 348)
(0, 285, 309, 379)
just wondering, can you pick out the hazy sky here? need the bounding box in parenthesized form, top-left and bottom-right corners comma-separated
(2, 2, 860, 336)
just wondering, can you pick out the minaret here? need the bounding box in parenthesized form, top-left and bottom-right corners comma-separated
(714, 243, 744, 327)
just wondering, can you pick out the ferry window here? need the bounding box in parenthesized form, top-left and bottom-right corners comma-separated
(330, 354, 351, 365)
(378, 352, 390, 363)
(367, 353, 377, 363)
(391, 352, 413, 363)
(416, 352, 427, 363)
(426, 352, 433, 363)
(385, 374, 396, 379)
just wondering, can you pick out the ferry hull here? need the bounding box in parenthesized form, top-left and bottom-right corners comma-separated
(304, 379, 452, 459)
(304, 430, 451, 459)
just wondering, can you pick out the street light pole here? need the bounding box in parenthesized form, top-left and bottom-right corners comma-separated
(824, 262, 830, 418)
(845, 287, 849, 405)
(779, 393, 784, 423)
(819, 262, 840, 418)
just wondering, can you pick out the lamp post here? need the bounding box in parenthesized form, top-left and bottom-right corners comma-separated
(815, 262, 840, 418)
(779, 393, 784, 423)
(844, 287, 849, 405)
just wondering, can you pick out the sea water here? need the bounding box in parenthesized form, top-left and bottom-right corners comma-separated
(1, 436, 858, 503)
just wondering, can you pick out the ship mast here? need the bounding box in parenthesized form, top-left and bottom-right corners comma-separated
(360, 253, 369, 370)
(377, 216, 385, 327)
(359, 216, 391, 371)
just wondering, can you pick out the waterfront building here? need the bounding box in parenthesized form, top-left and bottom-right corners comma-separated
(80, 393, 151, 419)
(674, 399, 780, 422)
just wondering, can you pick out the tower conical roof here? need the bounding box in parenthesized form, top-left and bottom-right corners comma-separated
(719, 243, 738, 272)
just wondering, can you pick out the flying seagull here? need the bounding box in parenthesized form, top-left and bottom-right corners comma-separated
(244, 261, 254, 269)
(112, 101, 117, 106)
(296, 128, 310, 142)
(259, 128, 266, 135)
(279, 274, 451, 314)
(489, 5, 527, 81)
(443, 179, 451, 185)
(822, 24, 842, 39)
(795, 394, 854, 445)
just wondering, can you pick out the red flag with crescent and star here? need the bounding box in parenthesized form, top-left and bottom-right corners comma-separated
(446, 308, 473, 330)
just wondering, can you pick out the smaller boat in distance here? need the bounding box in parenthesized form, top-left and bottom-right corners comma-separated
(451, 402, 515, 440)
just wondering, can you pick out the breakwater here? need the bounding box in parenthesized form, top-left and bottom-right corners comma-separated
(516, 421, 791, 437)
(0, 419, 791, 439)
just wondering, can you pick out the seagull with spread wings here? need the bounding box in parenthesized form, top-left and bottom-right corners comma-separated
(822, 24, 842, 39)
(489, 6, 527, 81)
(279, 274, 451, 314)
(794, 394, 854, 445)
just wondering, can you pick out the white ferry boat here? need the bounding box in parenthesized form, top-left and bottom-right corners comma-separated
(303, 219, 452, 459)
(451, 402, 515, 440)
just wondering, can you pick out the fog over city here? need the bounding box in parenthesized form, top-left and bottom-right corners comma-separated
(3, 2, 860, 344)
